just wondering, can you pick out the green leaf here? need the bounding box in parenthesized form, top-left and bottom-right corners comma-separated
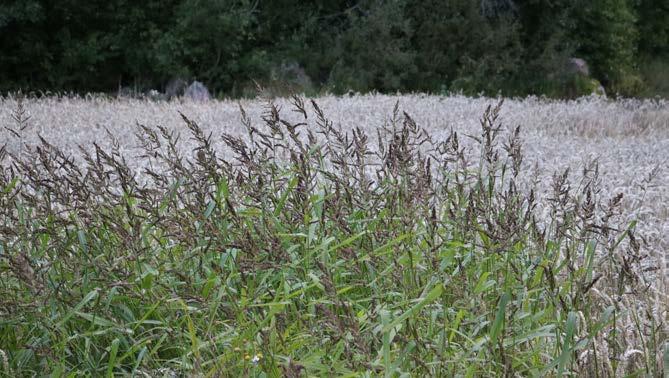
(449, 309, 466, 343)
(274, 176, 298, 216)
(381, 309, 393, 377)
(133, 346, 148, 372)
(489, 292, 511, 343)
(57, 289, 99, 327)
(107, 338, 120, 377)
(474, 272, 495, 294)
(203, 200, 216, 219)
(542, 311, 579, 376)
(74, 311, 117, 328)
(382, 284, 443, 333)
(557, 311, 579, 376)
(662, 341, 669, 377)
(217, 178, 229, 201)
(503, 325, 556, 348)
(77, 229, 88, 253)
(326, 231, 367, 254)
(364, 233, 412, 260)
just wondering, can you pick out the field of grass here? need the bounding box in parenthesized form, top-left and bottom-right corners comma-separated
(0, 94, 668, 376)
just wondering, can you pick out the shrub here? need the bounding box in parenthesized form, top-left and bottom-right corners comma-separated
(408, 0, 524, 95)
(0, 97, 662, 376)
(327, 0, 416, 93)
(573, 0, 643, 96)
(639, 56, 669, 98)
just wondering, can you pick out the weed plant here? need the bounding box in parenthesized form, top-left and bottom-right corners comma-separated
(0, 96, 665, 376)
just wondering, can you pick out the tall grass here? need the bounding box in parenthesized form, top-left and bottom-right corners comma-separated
(0, 96, 665, 376)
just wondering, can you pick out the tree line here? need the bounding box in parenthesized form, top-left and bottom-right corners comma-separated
(1, 0, 667, 98)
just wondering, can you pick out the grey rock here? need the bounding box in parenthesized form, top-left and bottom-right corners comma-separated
(184, 81, 211, 102)
(266, 61, 313, 95)
(165, 78, 188, 99)
(147, 89, 165, 101)
(568, 58, 590, 76)
(279, 61, 312, 90)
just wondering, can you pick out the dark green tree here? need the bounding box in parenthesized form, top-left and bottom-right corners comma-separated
(635, 0, 669, 96)
(250, 0, 352, 92)
(1, 0, 667, 97)
(636, 0, 669, 56)
(0, 1, 51, 91)
(573, 0, 643, 95)
(514, 0, 578, 95)
(151, 0, 257, 94)
(327, 0, 416, 93)
(407, 0, 524, 95)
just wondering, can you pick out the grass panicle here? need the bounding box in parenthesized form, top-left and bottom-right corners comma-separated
(0, 96, 665, 376)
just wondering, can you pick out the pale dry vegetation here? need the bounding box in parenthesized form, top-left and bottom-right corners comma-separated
(0, 93, 668, 376)
(2, 94, 667, 274)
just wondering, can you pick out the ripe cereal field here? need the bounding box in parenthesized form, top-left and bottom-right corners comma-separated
(1, 94, 668, 375)
(3, 94, 667, 273)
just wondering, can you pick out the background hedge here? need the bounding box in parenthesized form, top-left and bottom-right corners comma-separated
(1, 0, 667, 97)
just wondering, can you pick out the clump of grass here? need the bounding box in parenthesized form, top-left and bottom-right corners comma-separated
(0, 96, 664, 376)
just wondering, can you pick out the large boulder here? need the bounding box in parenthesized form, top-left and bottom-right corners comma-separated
(278, 61, 312, 91)
(564, 57, 607, 97)
(184, 81, 211, 101)
(264, 61, 314, 96)
(567, 57, 590, 76)
(165, 78, 188, 99)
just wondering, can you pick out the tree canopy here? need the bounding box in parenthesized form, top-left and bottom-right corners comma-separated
(1, 0, 667, 97)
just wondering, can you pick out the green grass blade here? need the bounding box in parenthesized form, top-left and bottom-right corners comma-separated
(106, 338, 120, 377)
(490, 293, 511, 344)
(382, 284, 443, 333)
(56, 289, 99, 327)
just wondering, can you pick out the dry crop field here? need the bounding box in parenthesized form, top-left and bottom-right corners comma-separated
(2, 94, 667, 272)
(1, 93, 668, 375)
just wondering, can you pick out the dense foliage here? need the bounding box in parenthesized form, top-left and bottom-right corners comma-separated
(0, 97, 663, 376)
(0, 0, 668, 97)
